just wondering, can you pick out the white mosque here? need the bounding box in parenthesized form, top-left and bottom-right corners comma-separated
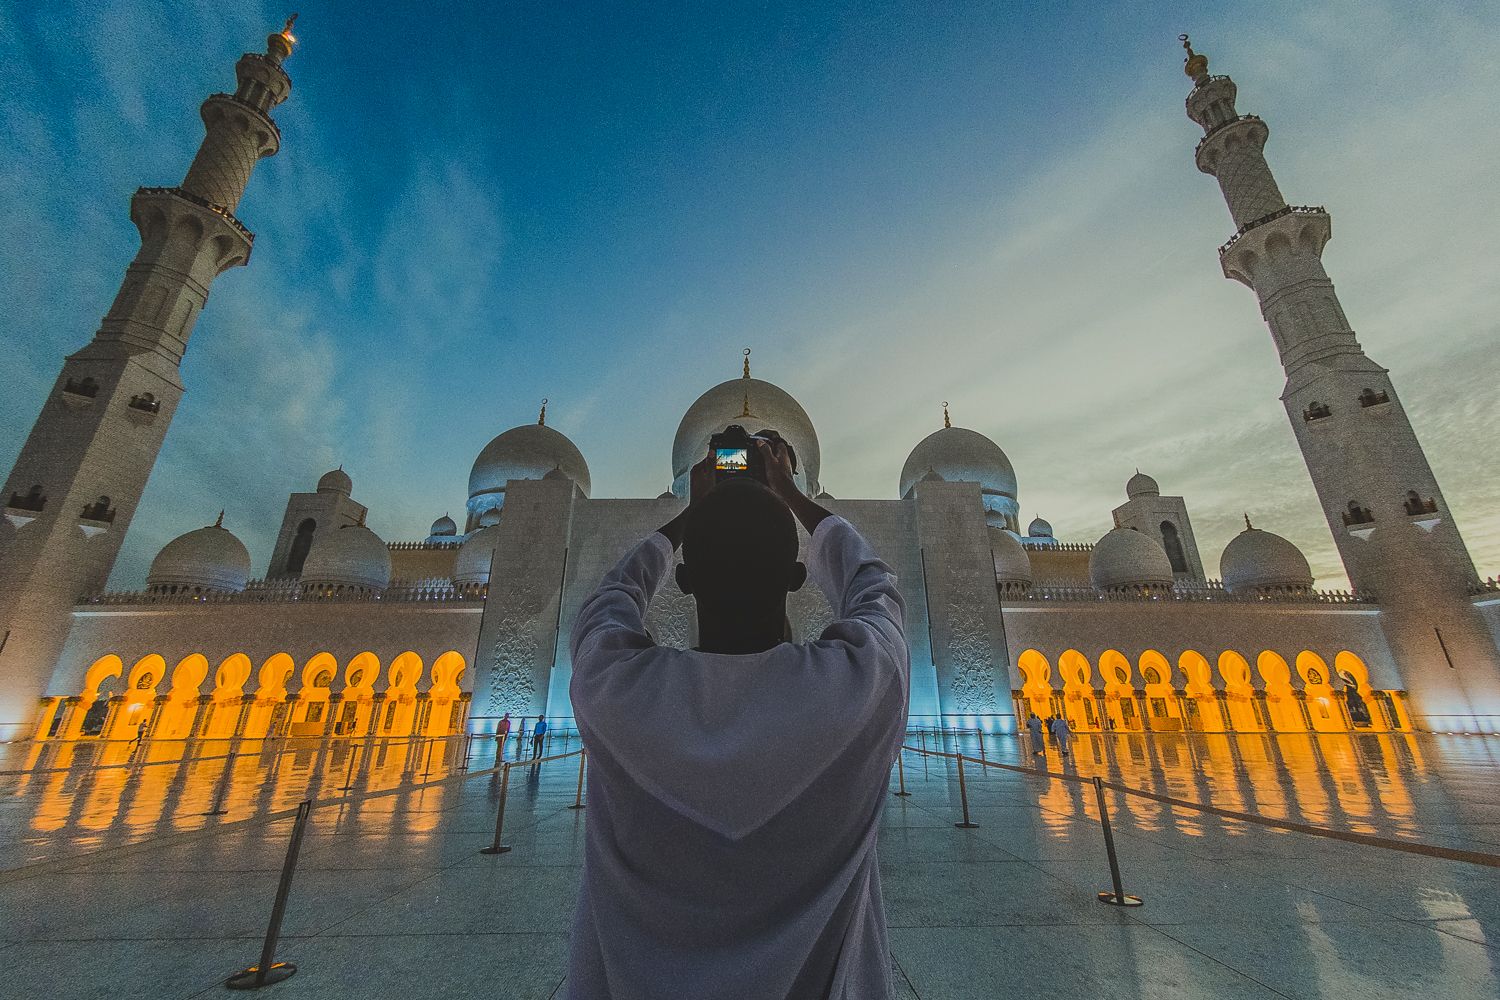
(2, 27, 1499, 745)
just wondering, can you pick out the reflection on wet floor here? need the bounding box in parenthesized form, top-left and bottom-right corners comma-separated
(3, 731, 1500, 1000)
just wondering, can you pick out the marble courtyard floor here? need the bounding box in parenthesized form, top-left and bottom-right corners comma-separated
(2, 731, 1499, 999)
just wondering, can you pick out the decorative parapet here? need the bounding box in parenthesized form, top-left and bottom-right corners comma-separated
(1218, 204, 1327, 256)
(1009, 578, 1369, 605)
(1194, 113, 1264, 159)
(1022, 540, 1093, 552)
(387, 540, 462, 551)
(79, 577, 488, 606)
(1471, 578, 1500, 596)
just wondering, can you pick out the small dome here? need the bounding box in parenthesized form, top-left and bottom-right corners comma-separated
(318, 467, 353, 496)
(1125, 471, 1160, 499)
(469, 423, 590, 519)
(1089, 526, 1175, 592)
(454, 524, 500, 585)
(300, 522, 392, 592)
(429, 514, 457, 537)
(900, 427, 1017, 500)
(989, 527, 1033, 589)
(672, 376, 821, 497)
(1028, 516, 1054, 538)
(1221, 524, 1314, 594)
(478, 508, 502, 528)
(147, 519, 251, 594)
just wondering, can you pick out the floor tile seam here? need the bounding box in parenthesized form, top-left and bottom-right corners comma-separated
(1138, 922, 1302, 1000)
(889, 951, 923, 1000)
(304, 802, 583, 939)
(1412, 919, 1500, 952)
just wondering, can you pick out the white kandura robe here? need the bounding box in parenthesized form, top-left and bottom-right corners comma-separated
(565, 516, 910, 1000)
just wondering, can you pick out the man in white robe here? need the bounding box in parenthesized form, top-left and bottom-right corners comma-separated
(565, 440, 909, 999)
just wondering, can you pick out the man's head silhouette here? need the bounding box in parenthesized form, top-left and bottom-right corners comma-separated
(676, 477, 807, 653)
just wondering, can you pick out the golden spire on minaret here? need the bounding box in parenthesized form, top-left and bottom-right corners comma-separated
(740, 349, 754, 417)
(538, 398, 548, 426)
(268, 13, 299, 62)
(1180, 34, 1209, 84)
(942, 401, 952, 429)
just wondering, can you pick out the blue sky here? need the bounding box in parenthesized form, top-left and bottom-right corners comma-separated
(2, 1, 1499, 589)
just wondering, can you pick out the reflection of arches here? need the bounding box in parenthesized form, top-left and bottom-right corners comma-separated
(381, 651, 424, 737)
(1057, 649, 1099, 731)
(1217, 651, 1264, 732)
(338, 652, 380, 736)
(426, 650, 467, 735)
(287, 518, 317, 575)
(1333, 651, 1384, 730)
(245, 653, 295, 738)
(1179, 650, 1224, 732)
(1016, 649, 1054, 719)
(1138, 650, 1181, 731)
(1256, 651, 1304, 732)
(204, 653, 252, 738)
(290, 652, 337, 735)
(1098, 650, 1141, 731)
(154, 654, 209, 739)
(1296, 651, 1342, 732)
(1160, 521, 1188, 574)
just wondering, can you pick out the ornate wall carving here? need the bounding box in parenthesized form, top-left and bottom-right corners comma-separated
(487, 578, 543, 715)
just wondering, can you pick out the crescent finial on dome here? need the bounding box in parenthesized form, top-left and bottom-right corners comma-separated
(942, 401, 951, 429)
(1180, 33, 1209, 82)
(743, 347, 751, 380)
(1245, 512, 1254, 530)
(214, 510, 224, 528)
(538, 397, 548, 426)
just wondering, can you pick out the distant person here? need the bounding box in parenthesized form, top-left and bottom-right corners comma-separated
(1052, 715, 1073, 757)
(1026, 713, 1045, 756)
(497, 712, 512, 760)
(532, 717, 548, 759)
(565, 439, 909, 999)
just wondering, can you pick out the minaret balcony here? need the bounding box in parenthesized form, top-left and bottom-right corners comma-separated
(60, 377, 100, 409)
(1218, 206, 1331, 285)
(1194, 114, 1267, 174)
(133, 187, 255, 247)
(6, 487, 46, 529)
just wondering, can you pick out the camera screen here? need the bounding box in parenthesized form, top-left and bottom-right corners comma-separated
(715, 447, 750, 472)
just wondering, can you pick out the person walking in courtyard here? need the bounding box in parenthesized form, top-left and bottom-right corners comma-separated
(497, 712, 512, 760)
(565, 439, 909, 999)
(531, 716, 548, 759)
(1052, 715, 1073, 757)
(1026, 713, 1045, 757)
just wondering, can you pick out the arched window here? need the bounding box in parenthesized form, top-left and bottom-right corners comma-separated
(128, 392, 161, 413)
(9, 484, 46, 512)
(1358, 388, 1390, 408)
(1403, 491, 1437, 515)
(80, 496, 116, 523)
(1303, 401, 1331, 421)
(1342, 501, 1374, 526)
(287, 518, 317, 575)
(1160, 521, 1189, 574)
(63, 376, 99, 398)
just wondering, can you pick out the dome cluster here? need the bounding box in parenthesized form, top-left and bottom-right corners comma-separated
(468, 423, 591, 524)
(1089, 526, 1175, 592)
(898, 422, 1020, 532)
(301, 521, 392, 594)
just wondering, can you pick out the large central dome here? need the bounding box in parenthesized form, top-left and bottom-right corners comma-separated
(671, 375, 821, 496)
(469, 422, 591, 522)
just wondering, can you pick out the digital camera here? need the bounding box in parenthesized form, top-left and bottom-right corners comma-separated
(708, 425, 797, 485)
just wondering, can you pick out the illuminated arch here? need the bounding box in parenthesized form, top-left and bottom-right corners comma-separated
(426, 650, 468, 736)
(83, 655, 124, 697)
(1057, 649, 1100, 732)
(289, 652, 338, 735)
(336, 652, 380, 737)
(380, 651, 424, 737)
(1098, 650, 1141, 732)
(204, 653, 253, 738)
(1296, 650, 1343, 732)
(1334, 651, 1386, 731)
(153, 654, 210, 739)
(1138, 650, 1181, 731)
(1256, 651, 1304, 732)
(54, 655, 125, 739)
(244, 653, 295, 739)
(1178, 650, 1225, 732)
(1016, 649, 1054, 718)
(105, 654, 167, 739)
(1217, 650, 1264, 732)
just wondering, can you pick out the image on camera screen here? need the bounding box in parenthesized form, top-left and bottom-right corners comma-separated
(715, 447, 750, 472)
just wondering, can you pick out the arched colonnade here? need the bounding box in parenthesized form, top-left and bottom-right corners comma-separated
(34, 650, 471, 742)
(1014, 648, 1410, 734)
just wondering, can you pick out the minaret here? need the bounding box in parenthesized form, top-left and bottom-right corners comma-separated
(0, 20, 298, 734)
(1181, 36, 1500, 729)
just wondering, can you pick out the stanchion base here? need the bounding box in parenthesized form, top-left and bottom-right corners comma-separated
(954, 822, 980, 829)
(567, 804, 586, 810)
(891, 791, 912, 797)
(226, 962, 297, 989)
(1097, 892, 1144, 907)
(203, 808, 228, 816)
(479, 845, 512, 855)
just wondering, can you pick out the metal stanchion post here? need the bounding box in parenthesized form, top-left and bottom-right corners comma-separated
(1092, 776, 1143, 907)
(338, 742, 360, 792)
(480, 763, 514, 855)
(461, 733, 473, 772)
(892, 749, 911, 797)
(226, 800, 312, 989)
(569, 749, 587, 809)
(977, 730, 988, 777)
(919, 732, 929, 777)
(953, 753, 979, 829)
